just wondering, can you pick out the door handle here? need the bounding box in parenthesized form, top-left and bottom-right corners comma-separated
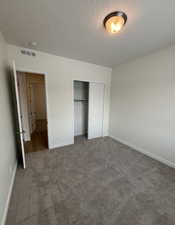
(17, 130, 26, 134)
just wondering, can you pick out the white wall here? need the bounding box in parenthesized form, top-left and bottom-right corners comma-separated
(110, 45, 175, 167)
(0, 34, 17, 225)
(8, 45, 111, 148)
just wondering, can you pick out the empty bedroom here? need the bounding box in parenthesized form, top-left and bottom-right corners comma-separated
(0, 0, 175, 225)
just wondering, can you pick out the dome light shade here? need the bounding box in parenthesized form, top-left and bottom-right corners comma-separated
(103, 11, 127, 34)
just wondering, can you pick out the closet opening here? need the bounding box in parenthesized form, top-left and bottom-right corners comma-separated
(74, 81, 89, 143)
(16, 72, 48, 153)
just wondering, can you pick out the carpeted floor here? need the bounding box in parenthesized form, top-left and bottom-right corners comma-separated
(6, 137, 175, 225)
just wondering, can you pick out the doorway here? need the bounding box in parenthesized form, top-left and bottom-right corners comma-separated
(17, 72, 48, 153)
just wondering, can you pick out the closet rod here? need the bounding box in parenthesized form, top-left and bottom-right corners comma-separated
(74, 99, 88, 102)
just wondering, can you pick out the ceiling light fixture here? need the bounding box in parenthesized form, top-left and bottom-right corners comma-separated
(103, 11, 127, 34)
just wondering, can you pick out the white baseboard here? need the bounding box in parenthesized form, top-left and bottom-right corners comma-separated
(110, 135, 175, 169)
(1, 162, 17, 225)
(50, 140, 74, 150)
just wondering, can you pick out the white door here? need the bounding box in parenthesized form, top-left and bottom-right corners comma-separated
(17, 73, 31, 141)
(88, 82, 105, 139)
(12, 62, 26, 168)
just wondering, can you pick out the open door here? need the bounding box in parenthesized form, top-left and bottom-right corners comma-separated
(88, 82, 105, 139)
(12, 61, 26, 168)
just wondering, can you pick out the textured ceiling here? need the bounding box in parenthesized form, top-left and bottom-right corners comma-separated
(0, 0, 175, 67)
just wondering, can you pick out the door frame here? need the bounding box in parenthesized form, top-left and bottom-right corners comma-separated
(15, 68, 51, 150)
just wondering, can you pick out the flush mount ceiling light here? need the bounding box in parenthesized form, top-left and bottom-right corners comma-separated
(103, 11, 127, 34)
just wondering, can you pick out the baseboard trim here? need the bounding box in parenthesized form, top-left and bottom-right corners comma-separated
(50, 141, 74, 150)
(110, 135, 175, 169)
(1, 162, 17, 225)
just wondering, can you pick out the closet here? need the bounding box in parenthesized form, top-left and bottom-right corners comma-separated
(74, 80, 105, 141)
(74, 81, 89, 138)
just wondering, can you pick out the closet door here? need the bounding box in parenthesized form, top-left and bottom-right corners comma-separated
(88, 82, 105, 139)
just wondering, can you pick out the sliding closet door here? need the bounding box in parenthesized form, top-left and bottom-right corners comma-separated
(88, 82, 105, 139)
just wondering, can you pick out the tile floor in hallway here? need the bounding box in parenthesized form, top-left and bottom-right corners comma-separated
(6, 137, 175, 225)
